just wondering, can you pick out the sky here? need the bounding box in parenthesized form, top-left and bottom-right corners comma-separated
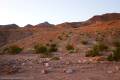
(0, 0, 120, 27)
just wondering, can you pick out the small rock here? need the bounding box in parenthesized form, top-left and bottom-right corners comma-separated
(41, 69, 48, 74)
(66, 61, 71, 65)
(44, 63, 50, 67)
(107, 70, 113, 74)
(115, 66, 119, 71)
(78, 60, 82, 63)
(65, 69, 74, 74)
(21, 63, 25, 66)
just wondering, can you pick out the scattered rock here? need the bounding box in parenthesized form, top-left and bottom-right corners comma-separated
(41, 69, 48, 74)
(65, 69, 74, 74)
(107, 70, 113, 74)
(65, 61, 71, 65)
(0, 60, 21, 75)
(44, 63, 50, 67)
(115, 66, 119, 71)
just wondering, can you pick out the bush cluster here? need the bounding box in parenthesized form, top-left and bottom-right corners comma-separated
(34, 43, 58, 56)
(86, 42, 108, 57)
(2, 45, 23, 54)
(107, 47, 120, 61)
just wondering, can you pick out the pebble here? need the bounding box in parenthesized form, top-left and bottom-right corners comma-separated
(44, 63, 50, 67)
(65, 69, 74, 74)
(41, 69, 48, 74)
(107, 70, 113, 74)
(115, 66, 119, 71)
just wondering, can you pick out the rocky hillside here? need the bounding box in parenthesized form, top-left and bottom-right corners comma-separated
(0, 13, 120, 52)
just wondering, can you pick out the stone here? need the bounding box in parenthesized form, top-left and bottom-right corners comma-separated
(41, 69, 48, 74)
(78, 60, 82, 63)
(21, 63, 25, 66)
(107, 70, 113, 74)
(65, 69, 74, 74)
(115, 66, 119, 71)
(44, 63, 50, 67)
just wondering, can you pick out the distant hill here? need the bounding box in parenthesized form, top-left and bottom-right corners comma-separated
(0, 13, 120, 52)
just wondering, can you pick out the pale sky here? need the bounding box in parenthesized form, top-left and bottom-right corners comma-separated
(0, 0, 120, 27)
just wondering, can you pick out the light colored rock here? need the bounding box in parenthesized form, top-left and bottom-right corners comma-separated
(78, 60, 82, 63)
(107, 70, 113, 74)
(44, 63, 50, 67)
(66, 61, 71, 65)
(41, 69, 48, 74)
(65, 69, 74, 74)
(115, 66, 119, 71)
(21, 63, 25, 66)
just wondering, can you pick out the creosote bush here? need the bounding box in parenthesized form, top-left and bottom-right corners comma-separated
(66, 44, 75, 53)
(86, 42, 108, 57)
(2, 45, 23, 54)
(34, 44, 48, 55)
(48, 43, 58, 53)
(107, 46, 120, 61)
(34, 43, 58, 56)
(66, 44, 74, 51)
(81, 40, 88, 45)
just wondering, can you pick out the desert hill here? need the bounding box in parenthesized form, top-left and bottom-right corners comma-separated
(0, 13, 120, 52)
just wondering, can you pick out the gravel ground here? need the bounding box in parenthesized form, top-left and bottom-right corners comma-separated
(0, 53, 120, 80)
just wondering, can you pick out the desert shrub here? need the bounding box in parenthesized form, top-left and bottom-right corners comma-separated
(86, 42, 108, 57)
(107, 47, 120, 61)
(96, 42, 108, 51)
(58, 36, 63, 40)
(86, 46, 100, 57)
(107, 54, 114, 61)
(66, 44, 74, 51)
(48, 43, 58, 53)
(34, 44, 48, 54)
(112, 40, 120, 47)
(2, 45, 23, 54)
(34, 43, 58, 56)
(81, 40, 88, 45)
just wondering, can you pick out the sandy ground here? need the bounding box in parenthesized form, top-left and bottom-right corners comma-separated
(0, 53, 120, 80)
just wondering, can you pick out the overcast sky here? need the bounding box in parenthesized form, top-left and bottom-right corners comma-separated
(0, 0, 120, 26)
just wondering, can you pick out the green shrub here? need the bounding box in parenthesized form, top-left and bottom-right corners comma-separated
(107, 46, 120, 61)
(86, 42, 107, 57)
(81, 40, 88, 45)
(48, 43, 58, 53)
(34, 44, 48, 54)
(58, 36, 62, 40)
(2, 45, 23, 54)
(113, 40, 120, 47)
(86, 47, 100, 57)
(107, 54, 114, 61)
(34, 43, 58, 56)
(66, 44, 74, 51)
(96, 42, 108, 51)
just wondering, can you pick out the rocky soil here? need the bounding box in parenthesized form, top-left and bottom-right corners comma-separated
(0, 53, 120, 80)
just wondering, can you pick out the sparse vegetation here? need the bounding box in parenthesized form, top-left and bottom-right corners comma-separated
(86, 42, 108, 57)
(2, 45, 23, 54)
(34, 44, 48, 54)
(66, 44, 75, 53)
(48, 43, 58, 53)
(86, 46, 100, 57)
(34, 43, 58, 56)
(58, 36, 63, 40)
(66, 44, 74, 51)
(107, 46, 120, 61)
(81, 40, 88, 45)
